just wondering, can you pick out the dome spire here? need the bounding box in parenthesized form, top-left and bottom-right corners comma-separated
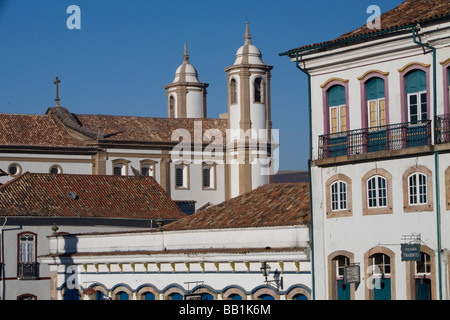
(183, 42, 189, 64)
(244, 22, 252, 45)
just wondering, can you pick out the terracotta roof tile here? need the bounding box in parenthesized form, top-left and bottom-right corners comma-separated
(284, 0, 450, 54)
(165, 182, 310, 231)
(0, 172, 185, 220)
(0, 114, 90, 149)
(74, 113, 228, 144)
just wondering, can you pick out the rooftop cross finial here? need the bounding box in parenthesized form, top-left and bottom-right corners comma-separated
(183, 42, 189, 64)
(244, 21, 252, 45)
(53, 76, 61, 107)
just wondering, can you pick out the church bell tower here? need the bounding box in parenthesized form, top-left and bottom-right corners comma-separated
(164, 43, 209, 118)
(225, 23, 274, 198)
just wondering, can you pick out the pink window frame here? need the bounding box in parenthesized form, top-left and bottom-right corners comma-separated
(359, 71, 390, 128)
(442, 60, 450, 116)
(322, 79, 350, 135)
(399, 64, 431, 123)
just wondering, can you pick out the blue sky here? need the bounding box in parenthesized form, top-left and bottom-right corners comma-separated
(0, 0, 404, 170)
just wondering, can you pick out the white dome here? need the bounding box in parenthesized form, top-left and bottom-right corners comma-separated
(173, 63, 200, 83)
(233, 43, 265, 65)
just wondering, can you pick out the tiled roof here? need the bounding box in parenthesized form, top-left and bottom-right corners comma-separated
(75, 113, 228, 144)
(284, 0, 450, 54)
(0, 113, 91, 149)
(165, 182, 310, 231)
(0, 107, 228, 149)
(45, 106, 228, 145)
(0, 172, 185, 220)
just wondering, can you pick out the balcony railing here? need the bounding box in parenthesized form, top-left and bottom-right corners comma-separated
(18, 262, 39, 279)
(318, 120, 432, 160)
(435, 114, 450, 144)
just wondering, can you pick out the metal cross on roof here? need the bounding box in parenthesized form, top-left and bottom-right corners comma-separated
(54, 76, 61, 107)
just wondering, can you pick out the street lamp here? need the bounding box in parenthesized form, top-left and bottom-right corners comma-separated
(260, 262, 283, 290)
(260, 262, 271, 281)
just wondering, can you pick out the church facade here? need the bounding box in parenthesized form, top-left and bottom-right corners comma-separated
(0, 23, 276, 210)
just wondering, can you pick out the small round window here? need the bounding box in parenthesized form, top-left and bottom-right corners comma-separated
(49, 165, 62, 174)
(8, 163, 21, 177)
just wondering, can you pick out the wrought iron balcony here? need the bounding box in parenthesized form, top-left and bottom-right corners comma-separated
(18, 262, 39, 279)
(318, 120, 432, 160)
(435, 114, 450, 144)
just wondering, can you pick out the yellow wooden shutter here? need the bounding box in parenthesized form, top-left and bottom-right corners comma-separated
(379, 99, 386, 126)
(340, 106, 346, 132)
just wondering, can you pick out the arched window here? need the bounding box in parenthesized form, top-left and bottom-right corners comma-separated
(230, 79, 237, 105)
(254, 77, 263, 103)
(408, 172, 427, 205)
(366, 77, 386, 128)
(406, 70, 427, 123)
(169, 95, 175, 118)
(330, 180, 347, 211)
(367, 175, 387, 208)
(328, 85, 346, 134)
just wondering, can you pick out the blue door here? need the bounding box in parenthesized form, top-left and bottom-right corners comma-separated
(95, 291, 105, 300)
(202, 293, 214, 300)
(118, 292, 129, 300)
(337, 280, 351, 300)
(171, 293, 183, 300)
(374, 278, 391, 300)
(143, 292, 155, 300)
(416, 279, 431, 300)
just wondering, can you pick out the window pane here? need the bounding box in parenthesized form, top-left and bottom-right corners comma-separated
(254, 78, 262, 102)
(330, 107, 338, 133)
(331, 182, 338, 211)
(369, 101, 377, 127)
(113, 166, 122, 176)
(203, 168, 210, 187)
(420, 92, 427, 120)
(176, 167, 183, 187)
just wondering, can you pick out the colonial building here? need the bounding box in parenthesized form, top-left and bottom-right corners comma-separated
(39, 182, 311, 300)
(0, 23, 276, 210)
(282, 0, 450, 299)
(0, 172, 184, 300)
